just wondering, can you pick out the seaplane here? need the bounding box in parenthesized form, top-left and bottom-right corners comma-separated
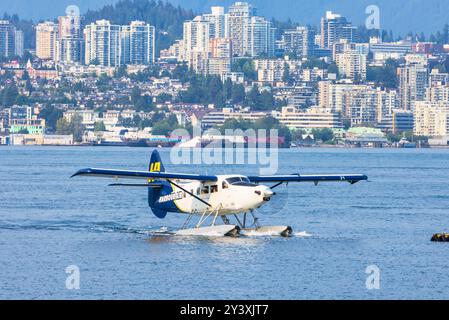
(71, 150, 368, 237)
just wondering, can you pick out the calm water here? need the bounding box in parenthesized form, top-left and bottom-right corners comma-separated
(1, 146, 449, 299)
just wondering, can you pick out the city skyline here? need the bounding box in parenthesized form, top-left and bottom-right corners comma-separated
(1, 1, 449, 148)
(2, 0, 449, 36)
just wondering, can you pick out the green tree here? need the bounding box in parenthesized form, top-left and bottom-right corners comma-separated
(232, 58, 256, 81)
(114, 65, 128, 78)
(327, 62, 339, 75)
(1, 84, 19, 106)
(156, 93, 172, 103)
(258, 90, 275, 110)
(56, 115, 85, 142)
(246, 85, 260, 109)
(151, 114, 179, 136)
(386, 132, 401, 143)
(231, 84, 245, 104)
(366, 58, 399, 88)
(94, 121, 106, 132)
(39, 106, 63, 132)
(223, 78, 233, 101)
(218, 118, 253, 133)
(56, 118, 71, 135)
(282, 63, 293, 84)
(312, 128, 334, 143)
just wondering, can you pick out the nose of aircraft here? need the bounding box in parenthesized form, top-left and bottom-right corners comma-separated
(255, 186, 274, 201)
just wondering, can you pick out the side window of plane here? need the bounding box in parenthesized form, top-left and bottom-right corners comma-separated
(211, 185, 218, 193)
(196, 188, 201, 195)
(222, 181, 228, 189)
(201, 186, 210, 195)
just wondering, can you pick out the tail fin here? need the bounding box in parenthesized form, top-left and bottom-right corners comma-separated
(148, 149, 168, 219)
(149, 149, 165, 173)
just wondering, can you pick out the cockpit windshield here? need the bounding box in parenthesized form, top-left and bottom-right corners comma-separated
(225, 177, 256, 187)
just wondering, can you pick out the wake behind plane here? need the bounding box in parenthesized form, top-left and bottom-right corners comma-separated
(72, 150, 368, 237)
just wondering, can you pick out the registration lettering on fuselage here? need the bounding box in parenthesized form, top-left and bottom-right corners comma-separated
(158, 191, 185, 203)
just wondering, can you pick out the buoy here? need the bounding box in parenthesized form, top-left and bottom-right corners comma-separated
(431, 233, 449, 242)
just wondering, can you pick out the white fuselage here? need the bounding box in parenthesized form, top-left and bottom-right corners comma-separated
(167, 175, 274, 215)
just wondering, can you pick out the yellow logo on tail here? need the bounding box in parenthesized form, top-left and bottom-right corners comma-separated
(148, 162, 161, 182)
(150, 162, 161, 172)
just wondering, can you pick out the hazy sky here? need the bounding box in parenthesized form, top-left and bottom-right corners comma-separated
(1, 0, 447, 35)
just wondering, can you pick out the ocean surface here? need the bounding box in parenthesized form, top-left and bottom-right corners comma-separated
(1, 146, 449, 299)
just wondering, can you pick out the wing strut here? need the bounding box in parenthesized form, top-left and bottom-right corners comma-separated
(270, 181, 284, 189)
(167, 179, 212, 208)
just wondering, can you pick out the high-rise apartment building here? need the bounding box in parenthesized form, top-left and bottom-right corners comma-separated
(397, 55, 429, 111)
(225, 2, 256, 56)
(0, 20, 18, 57)
(414, 101, 449, 137)
(121, 21, 155, 65)
(84, 20, 155, 67)
(36, 21, 58, 60)
(335, 50, 367, 81)
(56, 12, 83, 64)
(244, 16, 275, 57)
(320, 11, 356, 49)
(183, 16, 213, 58)
(14, 30, 24, 57)
(203, 6, 226, 39)
(84, 20, 121, 67)
(283, 26, 316, 58)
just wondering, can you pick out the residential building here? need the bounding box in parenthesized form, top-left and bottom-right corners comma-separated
(335, 50, 367, 81)
(0, 20, 16, 57)
(369, 37, 412, 61)
(84, 20, 121, 67)
(201, 107, 268, 128)
(376, 88, 399, 124)
(36, 21, 58, 60)
(254, 58, 301, 83)
(414, 101, 449, 137)
(318, 81, 378, 125)
(397, 55, 428, 110)
(282, 26, 316, 58)
(392, 110, 414, 134)
(426, 82, 449, 102)
(183, 16, 213, 66)
(302, 67, 328, 82)
(428, 68, 449, 87)
(275, 106, 343, 129)
(14, 30, 24, 57)
(203, 6, 226, 39)
(121, 21, 156, 65)
(320, 11, 355, 49)
(7, 106, 46, 134)
(225, 2, 256, 57)
(56, 12, 83, 64)
(244, 16, 275, 57)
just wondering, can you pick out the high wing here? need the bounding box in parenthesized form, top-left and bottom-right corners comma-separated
(71, 168, 218, 182)
(248, 173, 368, 185)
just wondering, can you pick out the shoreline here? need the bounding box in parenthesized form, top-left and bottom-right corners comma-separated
(1, 144, 448, 149)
